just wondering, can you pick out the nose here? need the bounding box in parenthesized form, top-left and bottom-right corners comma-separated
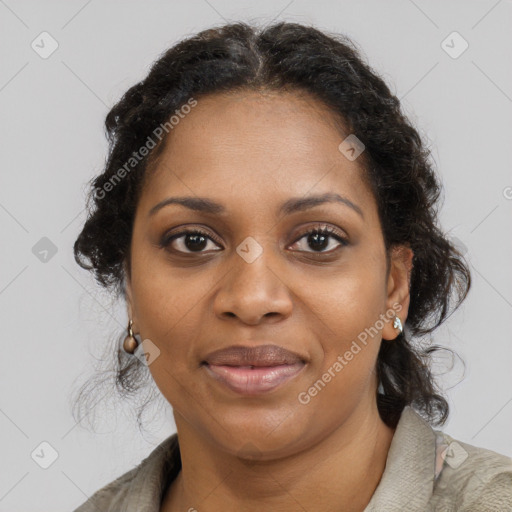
(212, 244, 293, 325)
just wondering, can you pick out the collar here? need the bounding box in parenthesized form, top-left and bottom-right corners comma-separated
(363, 406, 437, 511)
(115, 433, 181, 512)
(115, 406, 437, 511)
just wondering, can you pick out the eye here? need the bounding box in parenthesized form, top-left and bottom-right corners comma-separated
(289, 225, 349, 254)
(160, 228, 222, 254)
(159, 224, 349, 256)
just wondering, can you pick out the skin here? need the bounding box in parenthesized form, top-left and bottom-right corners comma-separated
(124, 89, 414, 512)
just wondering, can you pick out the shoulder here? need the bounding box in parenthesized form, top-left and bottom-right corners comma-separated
(431, 430, 512, 511)
(72, 433, 180, 512)
(72, 465, 140, 512)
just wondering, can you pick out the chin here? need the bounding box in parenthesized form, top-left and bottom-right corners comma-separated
(205, 410, 310, 459)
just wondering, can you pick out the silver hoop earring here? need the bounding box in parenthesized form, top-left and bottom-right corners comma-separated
(393, 315, 403, 334)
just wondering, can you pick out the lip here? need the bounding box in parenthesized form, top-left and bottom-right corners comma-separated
(203, 344, 306, 367)
(203, 362, 306, 395)
(201, 344, 307, 395)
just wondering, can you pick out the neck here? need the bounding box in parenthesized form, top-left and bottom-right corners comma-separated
(162, 401, 396, 512)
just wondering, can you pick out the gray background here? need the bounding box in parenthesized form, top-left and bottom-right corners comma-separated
(1, 1, 511, 510)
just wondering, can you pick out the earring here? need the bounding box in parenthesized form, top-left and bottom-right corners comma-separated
(123, 319, 139, 354)
(393, 315, 403, 335)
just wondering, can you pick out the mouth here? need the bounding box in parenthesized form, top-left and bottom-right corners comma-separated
(202, 362, 306, 395)
(201, 344, 308, 396)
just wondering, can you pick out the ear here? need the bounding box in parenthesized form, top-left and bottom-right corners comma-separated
(382, 244, 414, 341)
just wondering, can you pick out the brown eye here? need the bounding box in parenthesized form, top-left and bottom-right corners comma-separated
(289, 226, 348, 253)
(160, 229, 222, 254)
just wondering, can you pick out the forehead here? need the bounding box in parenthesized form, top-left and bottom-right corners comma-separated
(138, 90, 376, 220)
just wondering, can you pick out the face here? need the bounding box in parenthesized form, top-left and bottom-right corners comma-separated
(125, 89, 413, 459)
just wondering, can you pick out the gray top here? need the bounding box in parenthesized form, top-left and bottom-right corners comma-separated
(73, 406, 512, 511)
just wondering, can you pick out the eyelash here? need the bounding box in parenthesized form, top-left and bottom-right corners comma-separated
(159, 225, 349, 255)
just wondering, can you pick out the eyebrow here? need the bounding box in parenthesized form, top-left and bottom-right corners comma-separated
(148, 192, 364, 219)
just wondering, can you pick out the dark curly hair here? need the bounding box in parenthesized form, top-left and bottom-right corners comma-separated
(72, 21, 471, 432)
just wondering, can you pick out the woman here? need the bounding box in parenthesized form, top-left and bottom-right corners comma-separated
(72, 21, 512, 511)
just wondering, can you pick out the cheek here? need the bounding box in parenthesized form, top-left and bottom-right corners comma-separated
(130, 241, 207, 340)
(301, 259, 387, 345)
(296, 280, 384, 423)
(297, 259, 386, 392)
(128, 269, 200, 395)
